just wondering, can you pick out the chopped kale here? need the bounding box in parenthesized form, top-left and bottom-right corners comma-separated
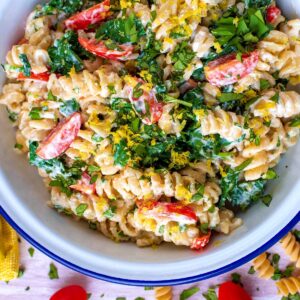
(48, 31, 93, 75)
(35, 0, 83, 17)
(211, 6, 271, 53)
(18, 54, 31, 77)
(96, 13, 146, 44)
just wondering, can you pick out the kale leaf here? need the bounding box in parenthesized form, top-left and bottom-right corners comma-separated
(48, 31, 93, 75)
(18, 54, 31, 77)
(113, 138, 130, 167)
(245, 0, 272, 8)
(211, 6, 271, 52)
(219, 160, 275, 210)
(35, 0, 83, 17)
(29, 141, 84, 196)
(171, 41, 195, 72)
(137, 30, 163, 85)
(96, 14, 146, 44)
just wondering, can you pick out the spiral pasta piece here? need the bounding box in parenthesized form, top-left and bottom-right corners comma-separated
(25, 11, 53, 49)
(158, 103, 182, 135)
(47, 66, 123, 102)
(6, 44, 49, 79)
(199, 108, 246, 142)
(276, 277, 300, 296)
(133, 210, 200, 247)
(252, 252, 274, 279)
(225, 119, 286, 181)
(250, 90, 300, 119)
(191, 26, 215, 59)
(0, 83, 25, 115)
(152, 0, 207, 48)
(154, 286, 173, 300)
(94, 138, 122, 175)
(95, 167, 220, 204)
(281, 232, 300, 268)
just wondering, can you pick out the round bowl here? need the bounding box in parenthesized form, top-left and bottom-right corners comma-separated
(0, 0, 299, 286)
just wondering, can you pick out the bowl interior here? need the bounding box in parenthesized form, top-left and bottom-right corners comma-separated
(0, 0, 299, 284)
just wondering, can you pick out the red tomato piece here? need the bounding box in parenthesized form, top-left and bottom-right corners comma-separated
(266, 6, 281, 24)
(65, 0, 111, 30)
(78, 37, 134, 61)
(18, 37, 28, 45)
(205, 51, 259, 86)
(36, 112, 82, 160)
(70, 172, 96, 195)
(219, 281, 252, 300)
(138, 201, 197, 224)
(50, 285, 87, 300)
(190, 231, 211, 250)
(18, 71, 50, 82)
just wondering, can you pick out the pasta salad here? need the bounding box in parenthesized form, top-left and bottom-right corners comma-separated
(1, 0, 300, 250)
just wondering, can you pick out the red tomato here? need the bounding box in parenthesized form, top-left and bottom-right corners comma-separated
(78, 37, 134, 61)
(65, 0, 111, 30)
(18, 71, 50, 82)
(205, 51, 259, 86)
(70, 172, 96, 195)
(50, 285, 87, 300)
(219, 282, 252, 300)
(18, 37, 28, 45)
(266, 6, 281, 24)
(138, 201, 197, 224)
(190, 231, 211, 250)
(37, 112, 82, 160)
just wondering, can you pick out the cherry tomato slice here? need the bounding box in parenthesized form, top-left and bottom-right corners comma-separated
(266, 6, 281, 24)
(18, 71, 50, 82)
(138, 201, 197, 224)
(78, 37, 134, 61)
(191, 231, 211, 250)
(65, 0, 111, 31)
(36, 112, 82, 160)
(50, 285, 87, 300)
(219, 281, 252, 300)
(205, 51, 259, 86)
(70, 172, 96, 195)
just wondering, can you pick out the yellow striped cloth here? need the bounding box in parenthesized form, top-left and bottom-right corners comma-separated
(0, 216, 19, 281)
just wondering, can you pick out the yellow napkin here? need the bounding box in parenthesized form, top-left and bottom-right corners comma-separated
(0, 216, 19, 281)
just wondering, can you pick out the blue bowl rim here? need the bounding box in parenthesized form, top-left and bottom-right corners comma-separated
(0, 206, 299, 286)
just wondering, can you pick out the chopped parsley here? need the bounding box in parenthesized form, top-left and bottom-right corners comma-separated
(28, 247, 35, 257)
(75, 203, 88, 217)
(171, 41, 195, 76)
(231, 272, 242, 284)
(202, 288, 218, 300)
(180, 287, 200, 300)
(103, 206, 116, 219)
(48, 263, 59, 279)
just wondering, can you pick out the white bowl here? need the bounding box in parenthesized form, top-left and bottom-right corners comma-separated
(0, 0, 299, 286)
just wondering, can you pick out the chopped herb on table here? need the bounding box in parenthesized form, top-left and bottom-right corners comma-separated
(180, 286, 200, 300)
(28, 247, 35, 257)
(48, 263, 59, 279)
